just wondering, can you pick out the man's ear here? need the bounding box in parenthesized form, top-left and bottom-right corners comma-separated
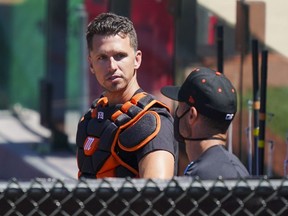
(88, 56, 94, 74)
(134, 50, 142, 69)
(189, 107, 198, 123)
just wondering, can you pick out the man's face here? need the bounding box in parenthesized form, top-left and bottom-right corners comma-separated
(88, 34, 142, 93)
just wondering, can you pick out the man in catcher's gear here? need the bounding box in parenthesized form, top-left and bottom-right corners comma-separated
(76, 12, 178, 179)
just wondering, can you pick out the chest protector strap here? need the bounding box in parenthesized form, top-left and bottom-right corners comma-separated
(76, 92, 170, 178)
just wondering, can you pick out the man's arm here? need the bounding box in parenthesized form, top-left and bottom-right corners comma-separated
(138, 150, 174, 179)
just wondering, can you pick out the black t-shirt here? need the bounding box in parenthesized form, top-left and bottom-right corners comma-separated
(184, 145, 249, 179)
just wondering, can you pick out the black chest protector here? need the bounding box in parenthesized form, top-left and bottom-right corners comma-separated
(76, 92, 170, 178)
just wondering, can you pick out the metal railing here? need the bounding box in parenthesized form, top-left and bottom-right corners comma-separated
(1, 177, 288, 216)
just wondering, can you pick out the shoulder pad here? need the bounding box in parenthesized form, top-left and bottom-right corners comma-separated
(118, 111, 161, 151)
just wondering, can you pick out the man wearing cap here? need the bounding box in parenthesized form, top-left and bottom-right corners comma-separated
(161, 67, 249, 179)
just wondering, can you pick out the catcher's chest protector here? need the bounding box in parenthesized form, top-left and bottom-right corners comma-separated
(76, 92, 169, 178)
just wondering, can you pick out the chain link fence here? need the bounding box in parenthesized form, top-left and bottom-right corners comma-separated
(1, 177, 288, 216)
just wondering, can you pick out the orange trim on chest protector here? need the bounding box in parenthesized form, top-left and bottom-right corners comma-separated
(111, 92, 147, 121)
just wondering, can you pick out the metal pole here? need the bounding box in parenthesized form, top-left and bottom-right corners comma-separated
(46, 0, 69, 150)
(76, 4, 89, 114)
(252, 39, 260, 175)
(267, 140, 274, 177)
(258, 50, 268, 175)
(284, 132, 288, 176)
(238, 51, 244, 160)
(216, 25, 223, 73)
(246, 100, 253, 174)
(216, 24, 234, 153)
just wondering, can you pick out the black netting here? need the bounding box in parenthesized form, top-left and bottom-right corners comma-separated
(1, 177, 288, 216)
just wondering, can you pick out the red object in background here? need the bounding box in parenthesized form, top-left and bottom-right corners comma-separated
(131, 0, 175, 95)
(85, 0, 108, 20)
(84, 0, 175, 101)
(207, 14, 217, 45)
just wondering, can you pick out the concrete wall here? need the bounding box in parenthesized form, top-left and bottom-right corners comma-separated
(198, 0, 288, 58)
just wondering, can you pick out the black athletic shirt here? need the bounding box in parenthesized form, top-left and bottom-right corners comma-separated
(184, 145, 249, 179)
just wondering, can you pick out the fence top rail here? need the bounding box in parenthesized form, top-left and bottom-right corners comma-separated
(1, 176, 288, 192)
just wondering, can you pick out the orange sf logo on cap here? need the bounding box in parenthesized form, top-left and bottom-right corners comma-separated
(189, 96, 195, 104)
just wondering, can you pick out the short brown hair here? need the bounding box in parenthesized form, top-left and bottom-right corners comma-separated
(201, 114, 232, 134)
(86, 12, 138, 51)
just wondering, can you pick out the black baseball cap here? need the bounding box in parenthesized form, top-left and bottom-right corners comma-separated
(161, 67, 237, 121)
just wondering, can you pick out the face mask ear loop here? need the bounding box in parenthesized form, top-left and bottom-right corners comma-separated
(175, 107, 190, 119)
